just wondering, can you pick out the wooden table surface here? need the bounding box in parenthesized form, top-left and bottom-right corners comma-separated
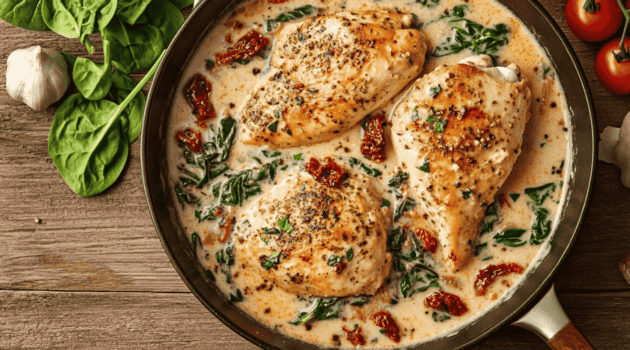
(2, 1, 630, 349)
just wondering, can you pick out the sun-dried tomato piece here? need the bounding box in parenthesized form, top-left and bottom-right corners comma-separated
(475, 263, 524, 296)
(305, 157, 346, 188)
(215, 30, 269, 65)
(342, 326, 366, 346)
(269, 0, 290, 3)
(333, 261, 347, 274)
(219, 216, 235, 243)
(415, 228, 437, 253)
(175, 128, 202, 153)
(424, 291, 468, 316)
(184, 74, 216, 128)
(371, 311, 400, 343)
(360, 113, 386, 162)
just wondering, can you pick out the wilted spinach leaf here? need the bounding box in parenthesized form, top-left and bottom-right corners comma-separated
(349, 157, 382, 177)
(393, 197, 416, 221)
(290, 298, 340, 325)
(266, 5, 316, 31)
(493, 228, 527, 247)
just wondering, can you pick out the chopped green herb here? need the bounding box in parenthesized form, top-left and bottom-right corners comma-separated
(261, 237, 268, 245)
(308, 89, 319, 94)
(429, 84, 442, 98)
(540, 143, 546, 148)
(474, 242, 487, 256)
(293, 153, 303, 160)
(327, 254, 343, 266)
(462, 188, 472, 199)
(388, 172, 409, 188)
(493, 228, 527, 247)
(524, 183, 556, 207)
(349, 157, 383, 177)
(428, 4, 468, 24)
(418, 160, 430, 173)
(432, 311, 451, 322)
(267, 121, 278, 132)
(411, 108, 421, 122)
(510, 193, 520, 202)
(417, 0, 440, 8)
(296, 96, 304, 105)
(393, 197, 416, 221)
(261, 251, 281, 270)
(382, 198, 391, 207)
(205, 59, 215, 68)
(346, 248, 354, 262)
(274, 110, 282, 119)
(434, 118, 448, 133)
(233, 59, 250, 65)
(262, 227, 282, 237)
(262, 150, 281, 158)
(278, 217, 293, 234)
(229, 289, 243, 302)
(251, 156, 262, 164)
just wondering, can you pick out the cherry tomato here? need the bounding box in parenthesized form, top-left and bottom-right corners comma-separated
(594, 38, 630, 95)
(565, 0, 624, 42)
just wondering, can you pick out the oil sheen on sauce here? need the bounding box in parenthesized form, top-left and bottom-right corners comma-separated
(166, 0, 572, 347)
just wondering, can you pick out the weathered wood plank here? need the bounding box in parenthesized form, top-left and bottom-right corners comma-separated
(0, 290, 628, 349)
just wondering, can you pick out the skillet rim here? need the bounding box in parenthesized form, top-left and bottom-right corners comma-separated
(140, 0, 597, 348)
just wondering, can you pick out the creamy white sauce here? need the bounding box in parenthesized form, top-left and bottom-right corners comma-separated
(166, 0, 572, 347)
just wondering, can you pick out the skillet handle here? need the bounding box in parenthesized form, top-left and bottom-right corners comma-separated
(512, 285, 593, 350)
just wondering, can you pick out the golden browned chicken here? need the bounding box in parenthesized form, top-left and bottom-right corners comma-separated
(233, 171, 391, 297)
(238, 11, 428, 147)
(391, 55, 532, 270)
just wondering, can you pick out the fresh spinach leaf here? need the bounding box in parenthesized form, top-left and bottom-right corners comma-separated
(110, 71, 146, 144)
(42, 0, 118, 54)
(73, 35, 114, 100)
(169, 0, 194, 10)
(102, 16, 132, 46)
(433, 19, 509, 58)
(266, 5, 316, 32)
(0, 0, 50, 31)
(116, 0, 152, 25)
(106, 23, 165, 74)
(493, 228, 527, 247)
(61, 52, 77, 67)
(290, 298, 340, 325)
(48, 51, 164, 196)
(146, 0, 184, 46)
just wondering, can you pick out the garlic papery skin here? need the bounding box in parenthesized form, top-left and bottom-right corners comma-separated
(614, 111, 630, 188)
(6, 46, 70, 111)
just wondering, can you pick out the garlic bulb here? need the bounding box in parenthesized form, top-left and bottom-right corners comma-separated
(6, 46, 70, 111)
(614, 111, 630, 188)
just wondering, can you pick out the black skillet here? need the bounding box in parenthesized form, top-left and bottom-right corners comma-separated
(141, 0, 597, 348)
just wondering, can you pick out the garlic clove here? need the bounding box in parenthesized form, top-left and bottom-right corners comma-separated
(6, 46, 71, 111)
(599, 126, 620, 163)
(613, 111, 630, 188)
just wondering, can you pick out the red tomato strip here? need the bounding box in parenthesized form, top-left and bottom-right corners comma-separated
(342, 326, 366, 346)
(175, 129, 202, 153)
(360, 114, 386, 162)
(184, 74, 216, 128)
(305, 158, 346, 188)
(424, 291, 468, 316)
(415, 229, 438, 253)
(371, 311, 400, 343)
(474, 263, 524, 296)
(269, 0, 291, 3)
(215, 30, 269, 65)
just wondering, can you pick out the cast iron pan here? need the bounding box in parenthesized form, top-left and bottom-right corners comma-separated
(141, 0, 597, 348)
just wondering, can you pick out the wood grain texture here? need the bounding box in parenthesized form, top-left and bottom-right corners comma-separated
(0, 1, 629, 349)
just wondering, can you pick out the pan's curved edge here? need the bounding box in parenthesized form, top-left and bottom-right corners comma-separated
(140, 0, 598, 349)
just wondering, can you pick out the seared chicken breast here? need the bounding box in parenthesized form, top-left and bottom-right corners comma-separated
(391, 55, 532, 270)
(239, 11, 428, 148)
(233, 171, 391, 297)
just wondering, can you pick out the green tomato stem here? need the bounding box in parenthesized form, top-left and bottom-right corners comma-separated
(618, 0, 630, 60)
(584, 0, 601, 13)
